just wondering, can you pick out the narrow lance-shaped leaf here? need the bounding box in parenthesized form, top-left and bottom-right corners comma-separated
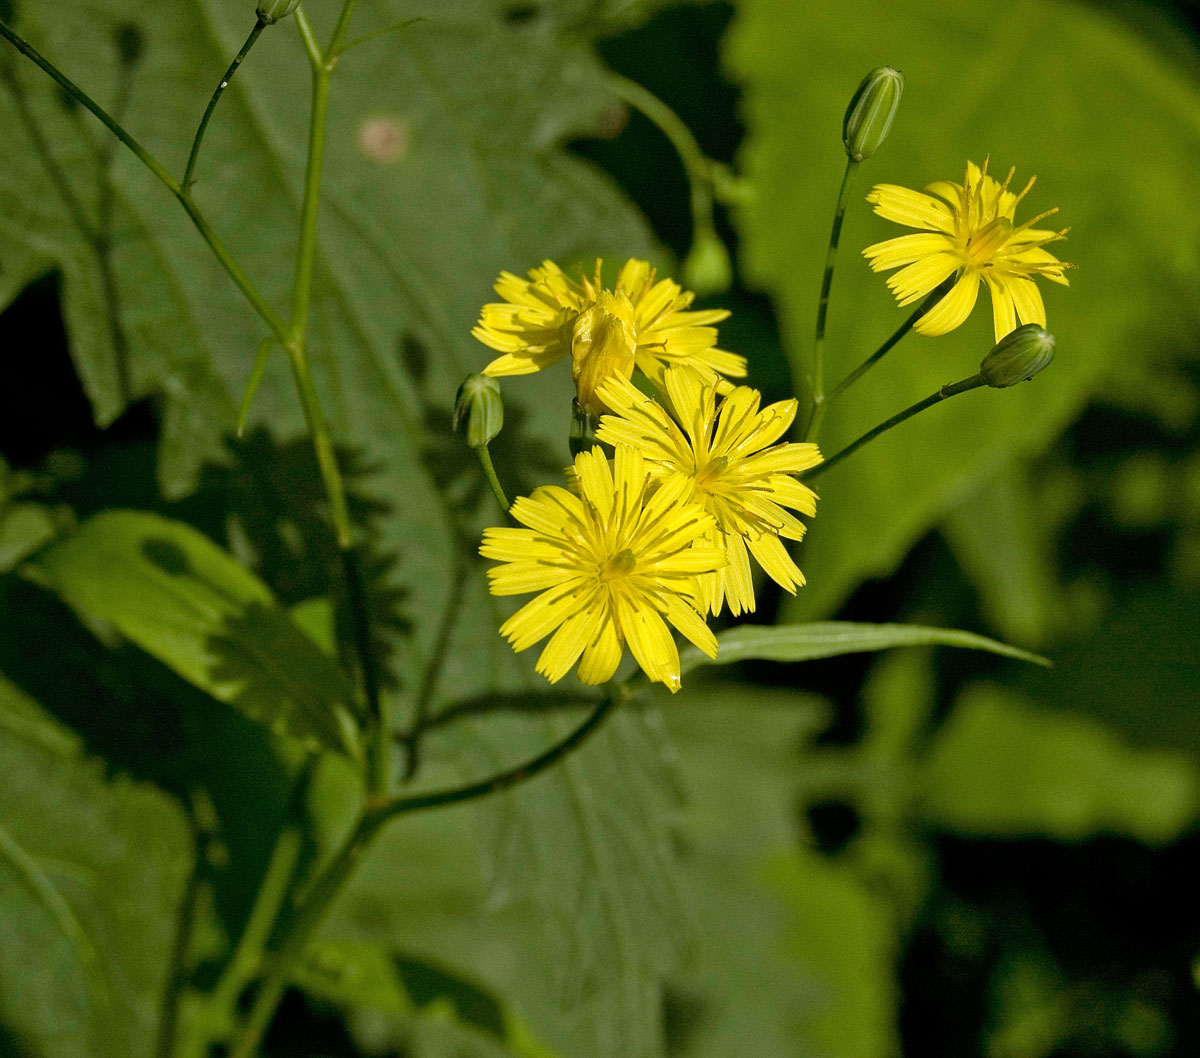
(679, 621, 1050, 675)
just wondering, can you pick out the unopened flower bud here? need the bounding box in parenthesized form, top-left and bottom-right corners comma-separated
(980, 324, 1055, 388)
(571, 290, 637, 416)
(569, 399, 600, 459)
(256, 0, 300, 25)
(682, 228, 733, 297)
(842, 67, 904, 162)
(453, 374, 504, 448)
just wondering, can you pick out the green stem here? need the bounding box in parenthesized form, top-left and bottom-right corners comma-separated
(227, 692, 620, 1057)
(207, 819, 303, 1037)
(154, 798, 216, 1058)
(0, 19, 292, 344)
(805, 157, 860, 441)
(603, 70, 716, 252)
(282, 9, 354, 552)
(804, 374, 986, 481)
(475, 444, 510, 513)
(288, 54, 330, 347)
(183, 19, 266, 190)
(824, 285, 945, 406)
(226, 810, 382, 1058)
(0, 19, 177, 193)
(341, 546, 388, 793)
(325, 0, 361, 60)
(380, 692, 620, 820)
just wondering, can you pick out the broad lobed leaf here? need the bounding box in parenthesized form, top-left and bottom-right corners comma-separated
(0, 674, 190, 1058)
(31, 509, 363, 759)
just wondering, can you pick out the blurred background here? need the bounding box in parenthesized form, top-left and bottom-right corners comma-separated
(2, 0, 1200, 1056)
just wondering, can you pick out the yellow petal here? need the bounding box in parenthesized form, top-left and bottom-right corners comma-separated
(747, 533, 805, 594)
(862, 232, 955, 271)
(481, 347, 568, 376)
(536, 606, 596, 683)
(886, 252, 961, 306)
(662, 594, 717, 659)
(510, 487, 585, 535)
(615, 594, 681, 691)
(487, 563, 581, 596)
(914, 272, 981, 337)
(576, 606, 624, 685)
(982, 273, 1017, 341)
(1007, 276, 1047, 327)
(574, 446, 615, 523)
(721, 529, 757, 617)
(500, 584, 590, 652)
(867, 184, 955, 233)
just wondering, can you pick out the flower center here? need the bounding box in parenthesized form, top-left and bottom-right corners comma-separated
(571, 290, 638, 415)
(963, 217, 1013, 267)
(693, 455, 729, 490)
(599, 548, 637, 582)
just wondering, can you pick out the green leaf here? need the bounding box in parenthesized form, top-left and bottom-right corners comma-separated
(726, 0, 1200, 619)
(917, 684, 1200, 842)
(661, 682, 898, 1058)
(293, 939, 557, 1058)
(0, 502, 58, 573)
(0, 676, 191, 1058)
(940, 460, 1067, 646)
(680, 621, 1050, 674)
(31, 510, 362, 759)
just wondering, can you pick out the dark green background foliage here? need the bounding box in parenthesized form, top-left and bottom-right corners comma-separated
(2, 0, 1199, 1056)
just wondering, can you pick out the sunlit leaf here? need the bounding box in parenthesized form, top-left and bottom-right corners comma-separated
(680, 620, 1049, 674)
(918, 684, 1200, 842)
(31, 510, 362, 759)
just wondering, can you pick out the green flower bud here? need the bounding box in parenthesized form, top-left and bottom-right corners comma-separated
(980, 324, 1055, 388)
(682, 228, 733, 297)
(842, 67, 904, 162)
(568, 398, 600, 459)
(256, 0, 300, 25)
(453, 374, 504, 448)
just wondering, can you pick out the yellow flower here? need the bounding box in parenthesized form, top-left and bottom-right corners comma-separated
(472, 258, 747, 414)
(596, 370, 822, 617)
(863, 160, 1070, 341)
(480, 445, 724, 691)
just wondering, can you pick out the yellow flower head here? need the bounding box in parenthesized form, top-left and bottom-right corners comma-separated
(480, 445, 724, 691)
(863, 159, 1070, 341)
(596, 370, 822, 617)
(472, 258, 747, 414)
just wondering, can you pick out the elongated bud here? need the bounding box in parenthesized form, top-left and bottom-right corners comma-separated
(256, 0, 300, 24)
(980, 324, 1055, 388)
(453, 374, 504, 448)
(682, 227, 733, 297)
(569, 399, 600, 458)
(842, 67, 904, 162)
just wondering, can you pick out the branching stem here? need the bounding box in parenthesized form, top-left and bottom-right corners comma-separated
(227, 692, 622, 1057)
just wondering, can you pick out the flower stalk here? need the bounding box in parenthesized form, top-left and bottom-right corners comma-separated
(804, 374, 986, 481)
